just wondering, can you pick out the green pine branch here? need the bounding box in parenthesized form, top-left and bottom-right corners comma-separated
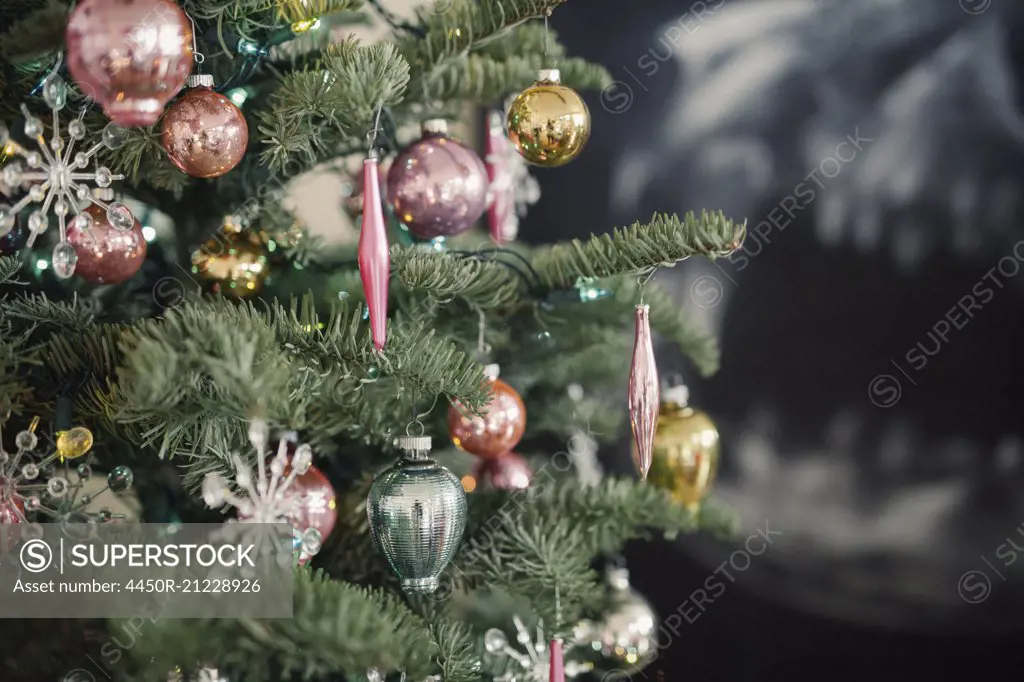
(428, 54, 610, 104)
(533, 211, 745, 290)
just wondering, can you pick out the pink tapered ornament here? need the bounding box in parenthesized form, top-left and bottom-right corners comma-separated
(358, 153, 390, 350)
(549, 637, 565, 682)
(629, 304, 660, 480)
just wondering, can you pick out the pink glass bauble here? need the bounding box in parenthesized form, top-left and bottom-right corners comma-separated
(0, 490, 24, 551)
(66, 204, 147, 284)
(284, 462, 338, 544)
(161, 87, 249, 178)
(448, 377, 527, 460)
(387, 121, 488, 239)
(66, 0, 194, 127)
(474, 452, 532, 491)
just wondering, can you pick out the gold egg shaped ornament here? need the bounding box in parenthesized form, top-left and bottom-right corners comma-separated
(639, 388, 720, 511)
(506, 69, 591, 167)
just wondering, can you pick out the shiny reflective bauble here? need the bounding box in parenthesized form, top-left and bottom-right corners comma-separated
(448, 378, 527, 460)
(65, 0, 194, 127)
(65, 205, 147, 284)
(474, 451, 533, 491)
(641, 400, 720, 511)
(192, 230, 269, 298)
(0, 214, 29, 255)
(161, 87, 249, 178)
(56, 427, 94, 461)
(387, 126, 488, 239)
(367, 442, 466, 593)
(283, 458, 338, 545)
(506, 71, 591, 167)
(574, 568, 657, 672)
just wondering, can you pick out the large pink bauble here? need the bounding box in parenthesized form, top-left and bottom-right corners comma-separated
(66, 204, 147, 284)
(475, 452, 533, 491)
(284, 462, 338, 543)
(387, 123, 488, 239)
(161, 87, 249, 178)
(65, 0, 193, 127)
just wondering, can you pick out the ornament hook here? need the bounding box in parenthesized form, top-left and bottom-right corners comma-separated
(476, 309, 492, 357)
(367, 103, 384, 157)
(186, 12, 205, 64)
(636, 267, 657, 304)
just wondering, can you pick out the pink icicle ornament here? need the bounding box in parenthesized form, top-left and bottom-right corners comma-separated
(549, 637, 565, 682)
(485, 110, 516, 245)
(358, 154, 390, 350)
(628, 304, 659, 479)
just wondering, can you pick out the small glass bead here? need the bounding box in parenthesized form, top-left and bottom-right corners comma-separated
(3, 163, 23, 187)
(269, 455, 286, 477)
(76, 463, 92, 479)
(21, 463, 39, 480)
(28, 184, 46, 201)
(23, 117, 42, 138)
(0, 204, 14, 234)
(484, 628, 509, 653)
(300, 527, 322, 556)
(71, 212, 93, 233)
(107, 466, 134, 493)
(50, 135, 64, 153)
(74, 152, 88, 169)
(95, 166, 113, 188)
(76, 186, 91, 201)
(25, 497, 40, 511)
(52, 242, 78, 279)
(102, 123, 127, 150)
(27, 211, 46, 234)
(14, 430, 37, 451)
(26, 152, 42, 168)
(247, 419, 269, 449)
(42, 74, 68, 110)
(292, 444, 313, 474)
(53, 199, 68, 217)
(68, 119, 86, 140)
(47, 477, 69, 498)
(202, 473, 226, 507)
(106, 202, 133, 231)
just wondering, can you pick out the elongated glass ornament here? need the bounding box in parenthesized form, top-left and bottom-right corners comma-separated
(629, 304, 659, 479)
(359, 153, 390, 350)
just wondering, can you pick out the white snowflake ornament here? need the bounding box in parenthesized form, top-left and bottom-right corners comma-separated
(202, 419, 323, 561)
(0, 57, 134, 279)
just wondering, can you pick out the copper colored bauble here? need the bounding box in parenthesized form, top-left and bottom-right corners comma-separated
(284, 460, 338, 545)
(475, 452, 533, 491)
(65, 0, 194, 127)
(162, 84, 249, 178)
(191, 229, 269, 298)
(387, 119, 488, 239)
(448, 367, 526, 460)
(506, 69, 591, 167)
(65, 204, 147, 284)
(641, 386, 720, 511)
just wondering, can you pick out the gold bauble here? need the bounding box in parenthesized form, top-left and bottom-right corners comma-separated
(56, 427, 94, 462)
(192, 229, 269, 298)
(506, 69, 591, 167)
(639, 391, 720, 511)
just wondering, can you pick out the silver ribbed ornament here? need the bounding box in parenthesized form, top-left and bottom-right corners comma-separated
(367, 435, 467, 593)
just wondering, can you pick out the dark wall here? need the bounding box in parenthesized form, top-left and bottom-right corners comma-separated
(527, 1, 1024, 679)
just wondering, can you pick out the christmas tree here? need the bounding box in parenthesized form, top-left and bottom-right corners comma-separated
(0, 1, 744, 680)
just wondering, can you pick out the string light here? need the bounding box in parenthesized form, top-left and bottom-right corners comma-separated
(291, 17, 321, 33)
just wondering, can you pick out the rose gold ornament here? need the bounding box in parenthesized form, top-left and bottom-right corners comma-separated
(162, 80, 249, 178)
(283, 459, 338, 544)
(65, 204, 147, 284)
(65, 0, 194, 127)
(448, 366, 526, 460)
(628, 305, 659, 480)
(474, 452, 533, 491)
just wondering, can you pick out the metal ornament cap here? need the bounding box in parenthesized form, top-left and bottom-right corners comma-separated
(396, 435, 432, 453)
(538, 68, 561, 83)
(422, 118, 449, 135)
(187, 74, 216, 88)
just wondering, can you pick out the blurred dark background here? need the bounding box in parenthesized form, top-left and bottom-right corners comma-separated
(529, 1, 1024, 680)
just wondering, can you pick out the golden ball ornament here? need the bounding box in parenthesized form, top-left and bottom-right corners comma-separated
(640, 386, 720, 511)
(191, 229, 269, 298)
(506, 69, 591, 167)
